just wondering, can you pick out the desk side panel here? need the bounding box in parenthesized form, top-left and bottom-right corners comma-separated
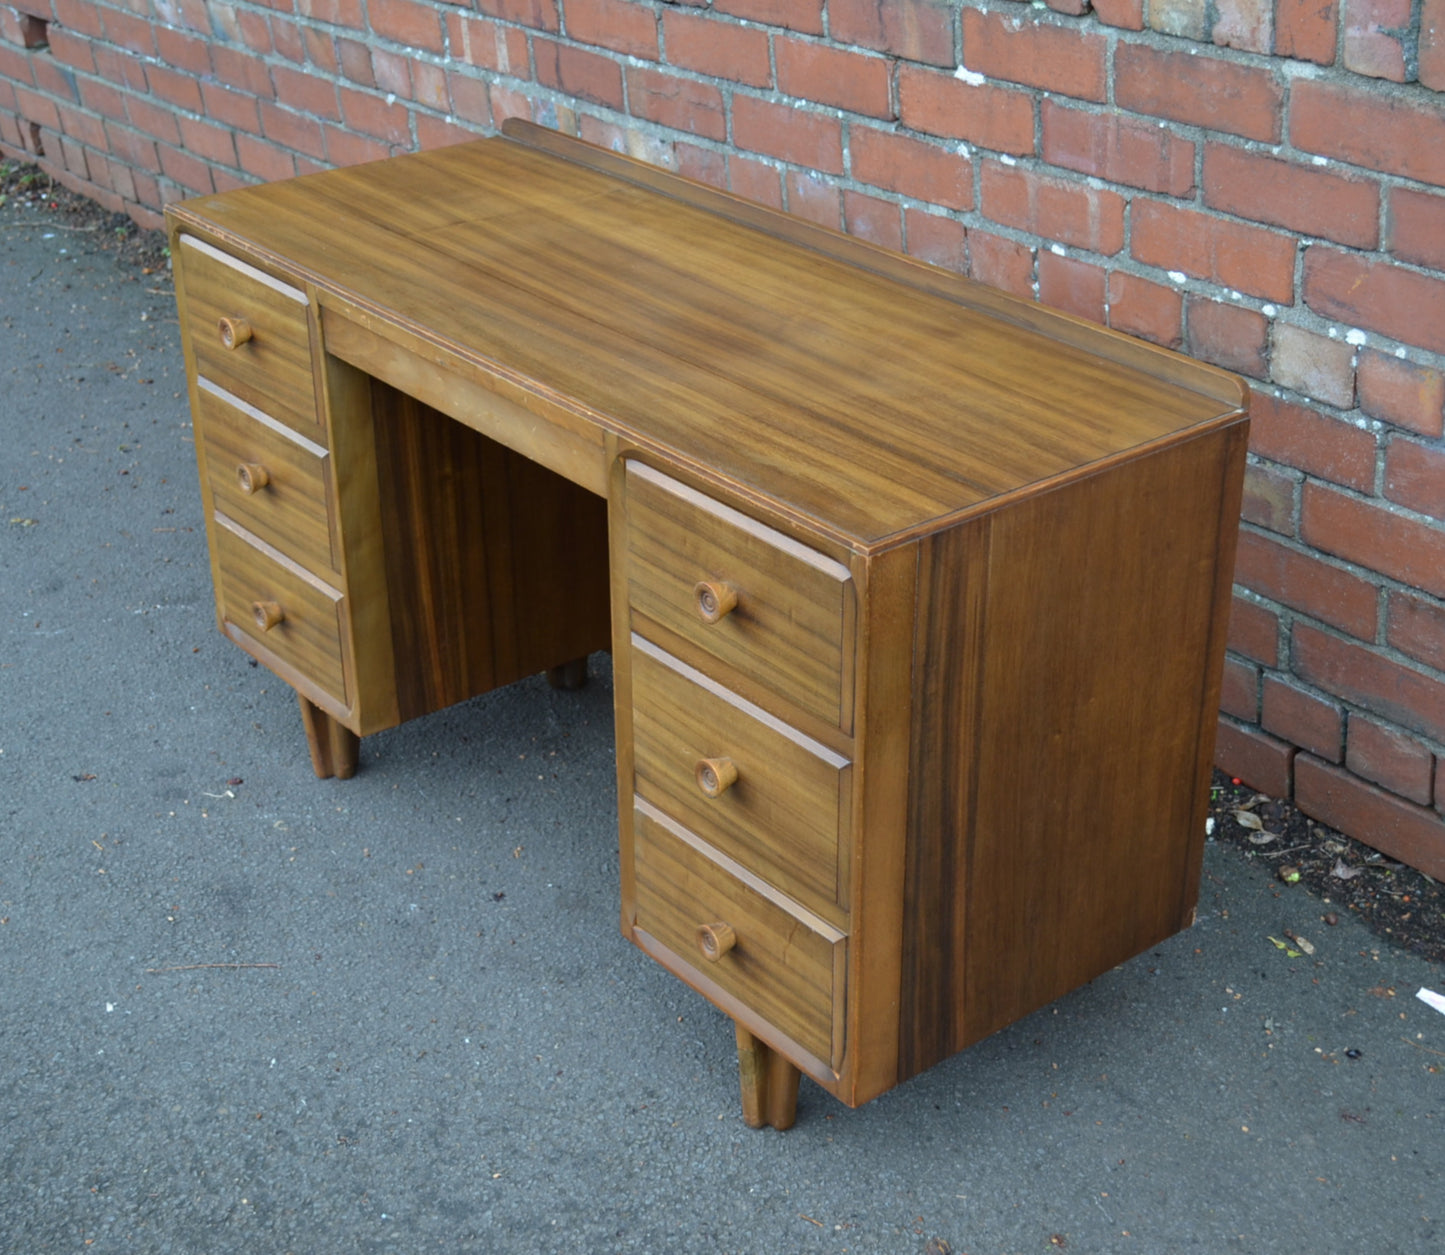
(899, 422, 1249, 1076)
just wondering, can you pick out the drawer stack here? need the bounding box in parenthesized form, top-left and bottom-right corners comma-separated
(621, 462, 856, 1078)
(176, 236, 350, 711)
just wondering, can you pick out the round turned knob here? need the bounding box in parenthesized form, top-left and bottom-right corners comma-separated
(236, 462, 270, 494)
(696, 922, 736, 963)
(695, 756, 738, 799)
(218, 316, 253, 350)
(252, 600, 285, 632)
(694, 579, 738, 625)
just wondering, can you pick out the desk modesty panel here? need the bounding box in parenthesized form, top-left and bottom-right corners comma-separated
(167, 122, 1249, 1129)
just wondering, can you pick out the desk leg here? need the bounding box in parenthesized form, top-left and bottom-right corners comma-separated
(545, 656, 589, 691)
(298, 695, 360, 780)
(734, 1023, 800, 1131)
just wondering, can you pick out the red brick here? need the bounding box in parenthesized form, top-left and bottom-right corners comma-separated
(1213, 0, 1274, 51)
(272, 64, 341, 120)
(729, 152, 783, 208)
(412, 61, 448, 113)
(1384, 438, 1445, 521)
(1423, 0, 1445, 91)
(1241, 460, 1296, 534)
(100, 8, 156, 56)
(675, 140, 727, 189)
(337, 38, 374, 87)
(125, 94, 181, 145)
(1214, 717, 1294, 797)
(961, 8, 1106, 102)
(1203, 144, 1378, 251)
(1346, 714, 1435, 805)
(179, 114, 238, 167)
(1150, 0, 1208, 38)
(201, 82, 261, 134)
(271, 16, 305, 65)
(566, 0, 658, 58)
(776, 37, 892, 118)
(904, 208, 967, 273)
(303, 27, 338, 74)
(448, 15, 530, 74)
(662, 11, 771, 88)
(1292, 81, 1445, 189)
(852, 126, 971, 211)
(50, 0, 102, 37)
(155, 28, 211, 77)
(829, 0, 954, 66)
(1357, 351, 1445, 438)
(416, 113, 480, 150)
(1221, 656, 1260, 720)
(1228, 594, 1281, 666)
(335, 87, 410, 145)
(1187, 298, 1268, 378)
(1248, 392, 1374, 492)
(78, 77, 125, 123)
(488, 84, 533, 127)
(47, 28, 95, 74)
(786, 169, 841, 227)
(1038, 251, 1106, 324)
(1296, 624, 1445, 744)
(534, 38, 625, 110)
(157, 142, 214, 195)
(1093, 0, 1145, 27)
(1387, 590, 1445, 671)
(897, 65, 1034, 156)
(236, 132, 296, 183)
(1304, 482, 1445, 600)
(95, 43, 150, 93)
(370, 47, 411, 99)
(473, 0, 560, 30)
(1040, 100, 1193, 198)
(1294, 754, 1445, 879)
(448, 71, 493, 128)
(1262, 675, 1344, 761)
(1106, 270, 1182, 349)
(56, 103, 106, 150)
(235, 10, 273, 55)
(1115, 43, 1281, 143)
(732, 94, 842, 173)
(1134, 201, 1294, 303)
(1276, 0, 1338, 63)
(1234, 528, 1378, 639)
(368, 0, 444, 52)
(712, 0, 823, 34)
(32, 53, 76, 102)
(323, 123, 392, 167)
(968, 228, 1034, 299)
(1270, 324, 1356, 410)
(982, 162, 1124, 255)
(106, 120, 163, 172)
(1387, 187, 1445, 271)
(212, 46, 274, 98)
(626, 67, 725, 141)
(299, 0, 366, 25)
(259, 102, 328, 160)
(1342, 0, 1410, 80)
(1306, 247, 1445, 357)
(1045, 0, 1090, 14)
(844, 189, 903, 250)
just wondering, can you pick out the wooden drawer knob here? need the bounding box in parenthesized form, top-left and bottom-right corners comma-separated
(218, 316, 253, 350)
(695, 756, 738, 798)
(696, 922, 736, 963)
(236, 462, 270, 494)
(694, 579, 738, 624)
(252, 600, 285, 632)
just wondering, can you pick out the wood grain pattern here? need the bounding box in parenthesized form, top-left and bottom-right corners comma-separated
(177, 235, 319, 436)
(626, 461, 852, 730)
(630, 636, 850, 916)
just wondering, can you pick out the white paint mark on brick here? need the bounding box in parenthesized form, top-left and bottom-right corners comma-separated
(956, 143, 972, 156)
(1168, 271, 1187, 284)
(1050, 244, 1066, 256)
(1262, 304, 1277, 317)
(999, 154, 1017, 166)
(1311, 155, 1328, 166)
(1346, 329, 1367, 346)
(954, 67, 987, 86)
(1396, 346, 1408, 358)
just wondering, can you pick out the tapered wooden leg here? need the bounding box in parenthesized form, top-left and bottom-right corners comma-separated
(298, 694, 359, 780)
(734, 1022, 800, 1131)
(545, 655, 589, 690)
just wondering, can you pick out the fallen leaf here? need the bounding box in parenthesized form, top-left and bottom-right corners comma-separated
(1233, 809, 1265, 831)
(1332, 859, 1364, 881)
(1268, 936, 1303, 958)
(1284, 930, 1316, 956)
(1247, 831, 1277, 845)
(1279, 865, 1302, 884)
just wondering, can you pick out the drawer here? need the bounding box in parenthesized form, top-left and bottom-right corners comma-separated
(631, 636, 849, 911)
(196, 379, 335, 574)
(179, 235, 318, 435)
(625, 462, 853, 729)
(213, 517, 347, 703)
(632, 803, 844, 1067)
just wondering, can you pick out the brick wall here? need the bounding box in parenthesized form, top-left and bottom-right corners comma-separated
(3, 0, 1444, 877)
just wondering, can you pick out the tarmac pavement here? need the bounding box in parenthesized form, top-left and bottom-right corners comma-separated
(1, 186, 1441, 1254)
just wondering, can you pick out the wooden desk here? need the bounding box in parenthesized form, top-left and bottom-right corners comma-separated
(167, 122, 1248, 1129)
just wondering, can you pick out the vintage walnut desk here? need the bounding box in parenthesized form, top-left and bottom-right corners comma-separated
(167, 122, 1249, 1130)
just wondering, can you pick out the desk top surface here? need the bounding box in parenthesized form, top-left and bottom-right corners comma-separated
(171, 124, 1246, 549)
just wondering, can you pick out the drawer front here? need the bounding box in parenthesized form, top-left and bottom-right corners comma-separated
(197, 380, 335, 574)
(179, 235, 318, 435)
(213, 519, 347, 702)
(625, 462, 853, 729)
(632, 804, 843, 1066)
(631, 637, 848, 911)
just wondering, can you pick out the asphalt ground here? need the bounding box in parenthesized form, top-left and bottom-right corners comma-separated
(1, 183, 1441, 1255)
